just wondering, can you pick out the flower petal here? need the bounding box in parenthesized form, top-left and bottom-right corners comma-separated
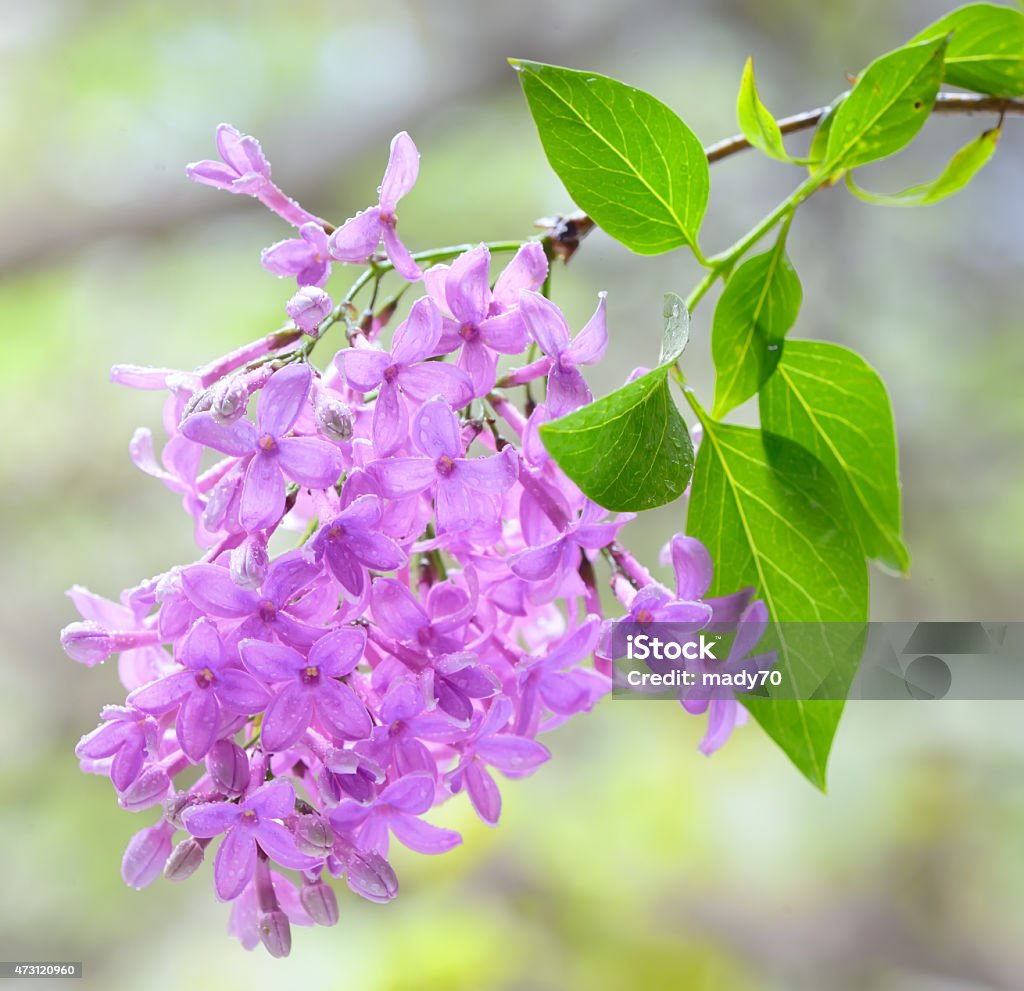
(183, 800, 241, 838)
(379, 773, 434, 814)
(214, 826, 257, 901)
(379, 131, 419, 210)
(509, 539, 565, 582)
(260, 683, 314, 752)
(309, 628, 366, 676)
(389, 813, 461, 855)
(342, 346, 391, 393)
(444, 245, 490, 326)
(255, 820, 322, 870)
(670, 535, 714, 601)
(328, 208, 383, 262)
(492, 241, 548, 309)
(246, 780, 296, 818)
(257, 364, 311, 438)
(176, 689, 221, 761)
(476, 735, 550, 773)
(180, 618, 224, 671)
(465, 762, 501, 826)
(241, 453, 285, 532)
(457, 446, 518, 493)
(181, 565, 257, 618)
(180, 414, 256, 457)
(260, 237, 313, 277)
(371, 456, 435, 499)
(391, 296, 441, 366)
(316, 680, 372, 741)
(216, 669, 272, 713)
(381, 225, 422, 282)
(239, 638, 303, 683)
(277, 436, 343, 488)
(565, 291, 608, 365)
(411, 398, 461, 460)
(519, 289, 570, 356)
(370, 381, 409, 458)
(128, 670, 195, 714)
(398, 361, 473, 407)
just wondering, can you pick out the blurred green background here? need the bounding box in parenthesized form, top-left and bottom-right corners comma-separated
(2, 0, 1023, 988)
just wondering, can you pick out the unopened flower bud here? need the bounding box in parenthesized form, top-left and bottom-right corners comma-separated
(229, 535, 269, 590)
(290, 813, 334, 856)
(60, 622, 113, 665)
(313, 394, 354, 443)
(300, 880, 339, 927)
(209, 375, 249, 424)
(164, 837, 207, 881)
(257, 909, 292, 958)
(121, 821, 173, 890)
(286, 286, 333, 336)
(119, 766, 171, 812)
(206, 740, 251, 795)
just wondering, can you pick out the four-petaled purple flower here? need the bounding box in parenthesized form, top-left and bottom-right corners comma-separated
(239, 629, 371, 751)
(371, 398, 518, 533)
(305, 495, 407, 597)
(183, 781, 320, 901)
(424, 244, 534, 396)
(128, 619, 270, 761)
(182, 363, 343, 531)
(75, 705, 158, 792)
(328, 131, 422, 281)
(518, 289, 608, 417)
(341, 296, 473, 455)
(329, 773, 461, 857)
(262, 222, 333, 288)
(181, 551, 323, 650)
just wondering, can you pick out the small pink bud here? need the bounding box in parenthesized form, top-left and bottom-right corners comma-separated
(60, 622, 113, 665)
(121, 821, 173, 889)
(286, 286, 332, 336)
(300, 880, 339, 927)
(206, 740, 250, 796)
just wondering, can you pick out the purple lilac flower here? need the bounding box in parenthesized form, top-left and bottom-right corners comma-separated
(518, 289, 608, 417)
(180, 551, 323, 650)
(262, 222, 333, 287)
(342, 296, 473, 455)
(186, 124, 325, 229)
(128, 619, 270, 761)
(327, 131, 422, 281)
(446, 698, 550, 825)
(182, 363, 343, 531)
(305, 495, 407, 597)
(75, 705, 158, 792)
(238, 629, 371, 751)
(370, 398, 517, 533)
(422, 244, 535, 396)
(286, 286, 333, 336)
(680, 599, 776, 755)
(329, 773, 461, 857)
(183, 781, 320, 901)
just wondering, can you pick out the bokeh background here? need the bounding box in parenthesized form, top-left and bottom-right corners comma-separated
(2, 0, 1023, 988)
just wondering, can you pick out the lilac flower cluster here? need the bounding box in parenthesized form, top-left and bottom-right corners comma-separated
(62, 125, 766, 957)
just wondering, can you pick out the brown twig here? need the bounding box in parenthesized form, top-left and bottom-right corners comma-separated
(542, 93, 1024, 259)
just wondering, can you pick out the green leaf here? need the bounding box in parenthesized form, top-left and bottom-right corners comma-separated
(510, 59, 709, 255)
(846, 125, 1000, 206)
(539, 366, 694, 512)
(737, 57, 794, 162)
(759, 340, 909, 573)
(911, 2, 1024, 96)
(659, 292, 690, 364)
(806, 96, 845, 177)
(824, 36, 948, 169)
(685, 411, 869, 788)
(711, 226, 802, 418)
